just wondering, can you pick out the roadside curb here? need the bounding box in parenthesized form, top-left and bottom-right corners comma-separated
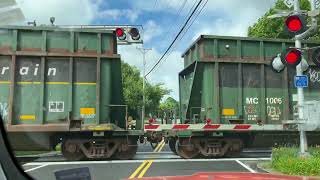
(256, 162, 284, 175)
(16, 151, 60, 158)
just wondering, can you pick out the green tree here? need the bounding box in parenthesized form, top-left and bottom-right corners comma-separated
(248, 0, 320, 40)
(159, 97, 179, 118)
(121, 61, 170, 119)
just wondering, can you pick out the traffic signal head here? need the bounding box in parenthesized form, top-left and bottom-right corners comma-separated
(115, 27, 142, 44)
(284, 14, 306, 36)
(129, 27, 140, 40)
(115, 28, 126, 40)
(281, 48, 302, 66)
(271, 48, 307, 73)
(311, 47, 320, 67)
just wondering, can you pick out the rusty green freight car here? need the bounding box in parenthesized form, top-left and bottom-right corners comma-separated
(145, 35, 320, 159)
(0, 26, 143, 160)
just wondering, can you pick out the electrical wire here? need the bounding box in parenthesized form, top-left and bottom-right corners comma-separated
(145, 0, 189, 71)
(145, 0, 204, 77)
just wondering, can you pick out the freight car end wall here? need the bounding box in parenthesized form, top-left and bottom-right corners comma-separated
(180, 35, 320, 124)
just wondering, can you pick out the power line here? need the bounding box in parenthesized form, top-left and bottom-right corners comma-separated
(146, 0, 189, 70)
(157, 0, 208, 70)
(169, 0, 208, 52)
(145, 0, 203, 77)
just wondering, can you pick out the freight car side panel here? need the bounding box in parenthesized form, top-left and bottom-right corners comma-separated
(0, 56, 11, 123)
(0, 26, 127, 130)
(180, 62, 320, 125)
(180, 36, 320, 125)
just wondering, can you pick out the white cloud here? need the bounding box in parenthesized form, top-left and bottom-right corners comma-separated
(16, 0, 99, 24)
(97, 9, 140, 23)
(143, 20, 163, 42)
(187, 0, 276, 39)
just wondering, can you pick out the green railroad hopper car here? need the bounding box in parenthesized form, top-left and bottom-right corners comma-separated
(0, 26, 143, 160)
(161, 35, 320, 158)
(180, 35, 320, 125)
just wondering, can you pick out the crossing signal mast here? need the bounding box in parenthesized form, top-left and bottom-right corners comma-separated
(115, 26, 143, 45)
(269, 0, 320, 157)
(59, 25, 143, 45)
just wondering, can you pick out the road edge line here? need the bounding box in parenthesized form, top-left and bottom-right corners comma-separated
(24, 164, 48, 172)
(235, 160, 256, 173)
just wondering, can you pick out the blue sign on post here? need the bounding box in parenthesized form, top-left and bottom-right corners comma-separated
(294, 75, 308, 88)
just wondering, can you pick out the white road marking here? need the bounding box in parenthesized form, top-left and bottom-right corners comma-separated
(235, 160, 256, 173)
(24, 164, 48, 172)
(23, 158, 270, 166)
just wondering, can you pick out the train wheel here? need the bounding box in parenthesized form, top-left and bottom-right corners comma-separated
(176, 139, 199, 159)
(61, 139, 85, 161)
(114, 139, 138, 160)
(168, 139, 177, 155)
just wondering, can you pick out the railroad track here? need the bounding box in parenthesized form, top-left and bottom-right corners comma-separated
(17, 148, 271, 164)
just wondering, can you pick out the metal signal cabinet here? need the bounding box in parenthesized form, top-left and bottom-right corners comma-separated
(145, 35, 320, 159)
(0, 26, 142, 160)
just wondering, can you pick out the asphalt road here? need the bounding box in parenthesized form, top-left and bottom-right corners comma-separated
(20, 142, 271, 180)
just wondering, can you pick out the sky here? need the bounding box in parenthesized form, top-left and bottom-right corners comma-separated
(12, 0, 277, 100)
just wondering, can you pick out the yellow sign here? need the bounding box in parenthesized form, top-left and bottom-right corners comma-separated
(20, 115, 36, 120)
(222, 108, 235, 116)
(87, 125, 112, 131)
(80, 108, 95, 115)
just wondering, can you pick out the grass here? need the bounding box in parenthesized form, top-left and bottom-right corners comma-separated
(14, 143, 62, 156)
(14, 151, 49, 156)
(271, 146, 320, 176)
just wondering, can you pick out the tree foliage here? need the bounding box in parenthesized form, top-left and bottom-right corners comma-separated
(159, 97, 179, 118)
(121, 62, 170, 119)
(248, 0, 320, 40)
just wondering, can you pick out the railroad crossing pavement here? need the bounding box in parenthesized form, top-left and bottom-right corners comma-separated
(21, 141, 271, 180)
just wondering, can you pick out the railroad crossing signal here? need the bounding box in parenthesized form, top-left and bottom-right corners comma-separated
(271, 48, 309, 72)
(284, 14, 307, 36)
(115, 27, 142, 44)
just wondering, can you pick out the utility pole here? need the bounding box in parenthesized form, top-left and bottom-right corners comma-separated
(294, 0, 316, 156)
(294, 0, 307, 155)
(137, 47, 152, 129)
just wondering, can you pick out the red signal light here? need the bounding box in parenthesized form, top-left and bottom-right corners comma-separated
(286, 16, 302, 32)
(281, 48, 302, 66)
(284, 15, 306, 36)
(286, 51, 300, 64)
(116, 28, 124, 37)
(115, 28, 126, 40)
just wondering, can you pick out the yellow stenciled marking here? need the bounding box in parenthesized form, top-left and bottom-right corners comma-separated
(20, 115, 36, 120)
(74, 82, 96, 85)
(222, 108, 235, 116)
(87, 125, 112, 131)
(46, 82, 70, 85)
(0, 81, 10, 84)
(17, 82, 41, 85)
(80, 108, 95, 115)
(129, 160, 149, 179)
